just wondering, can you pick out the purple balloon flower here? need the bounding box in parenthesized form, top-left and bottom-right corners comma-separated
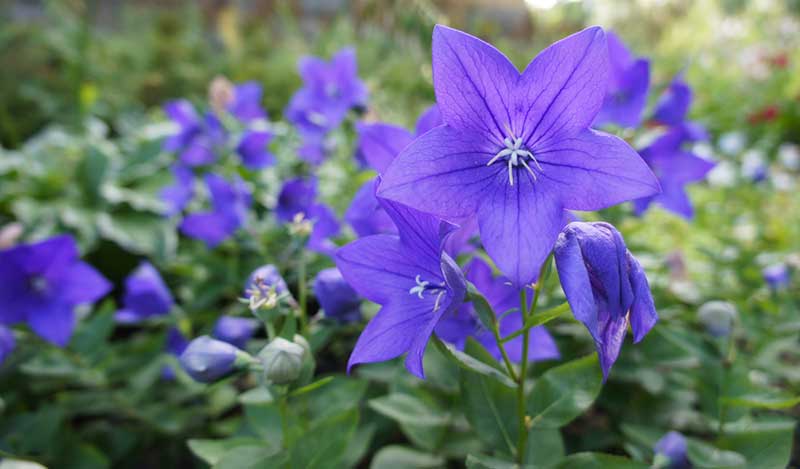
(0, 235, 111, 346)
(654, 431, 691, 468)
(236, 130, 275, 170)
(115, 262, 174, 324)
(347, 106, 444, 237)
(336, 196, 467, 378)
(160, 165, 195, 216)
(313, 267, 362, 323)
(379, 25, 659, 287)
(180, 335, 239, 383)
(553, 222, 658, 379)
(633, 124, 715, 219)
(163, 99, 226, 167)
(180, 173, 252, 248)
(594, 31, 650, 128)
(653, 75, 692, 126)
(162, 327, 189, 380)
(763, 263, 790, 290)
(213, 316, 259, 349)
(436, 258, 560, 363)
(275, 177, 340, 255)
(228, 82, 267, 123)
(0, 325, 15, 365)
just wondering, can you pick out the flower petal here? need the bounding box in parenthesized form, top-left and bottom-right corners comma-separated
(553, 228, 599, 340)
(59, 261, 111, 306)
(535, 128, 660, 211)
(516, 27, 608, 146)
(653, 75, 692, 126)
(627, 252, 658, 343)
(307, 203, 341, 256)
(344, 179, 396, 237)
(180, 211, 236, 247)
(432, 25, 520, 140)
(236, 131, 274, 169)
(28, 301, 74, 346)
(596, 310, 628, 379)
(414, 104, 443, 137)
(355, 123, 413, 173)
(477, 177, 566, 287)
(378, 125, 498, 220)
(378, 196, 457, 262)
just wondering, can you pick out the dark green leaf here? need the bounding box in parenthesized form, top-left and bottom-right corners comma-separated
(553, 452, 649, 469)
(527, 354, 602, 429)
(368, 393, 449, 427)
(369, 446, 445, 469)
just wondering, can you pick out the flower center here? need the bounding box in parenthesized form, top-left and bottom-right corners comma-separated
(409, 275, 447, 311)
(486, 135, 543, 186)
(29, 276, 49, 295)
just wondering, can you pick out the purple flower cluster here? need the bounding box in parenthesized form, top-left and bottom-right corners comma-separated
(286, 48, 368, 164)
(335, 25, 661, 379)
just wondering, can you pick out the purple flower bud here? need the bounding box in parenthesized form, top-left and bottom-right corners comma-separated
(179, 336, 239, 383)
(697, 301, 737, 337)
(313, 268, 361, 323)
(654, 431, 691, 468)
(115, 262, 174, 324)
(763, 263, 790, 290)
(213, 316, 259, 348)
(554, 222, 658, 379)
(0, 325, 15, 365)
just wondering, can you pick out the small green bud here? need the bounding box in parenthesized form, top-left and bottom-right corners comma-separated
(258, 337, 306, 384)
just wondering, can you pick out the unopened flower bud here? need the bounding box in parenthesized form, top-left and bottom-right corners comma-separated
(697, 301, 737, 337)
(179, 336, 239, 383)
(258, 337, 306, 384)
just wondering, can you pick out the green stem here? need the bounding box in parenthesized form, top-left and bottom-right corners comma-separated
(516, 289, 530, 464)
(279, 394, 289, 448)
(491, 319, 518, 383)
(297, 249, 308, 334)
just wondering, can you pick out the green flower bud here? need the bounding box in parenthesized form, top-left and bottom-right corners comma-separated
(258, 337, 306, 384)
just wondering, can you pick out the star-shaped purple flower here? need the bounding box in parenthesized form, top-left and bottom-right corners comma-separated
(115, 262, 174, 324)
(336, 196, 467, 378)
(0, 235, 111, 346)
(652, 75, 692, 126)
(228, 82, 267, 123)
(436, 257, 560, 363)
(313, 267, 362, 323)
(180, 173, 252, 248)
(379, 25, 659, 287)
(594, 31, 650, 128)
(633, 124, 715, 219)
(236, 130, 275, 170)
(163, 100, 226, 167)
(553, 222, 657, 378)
(276, 177, 340, 255)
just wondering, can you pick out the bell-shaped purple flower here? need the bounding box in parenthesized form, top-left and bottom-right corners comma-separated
(346, 105, 444, 237)
(228, 82, 267, 123)
(553, 222, 658, 379)
(633, 123, 715, 219)
(163, 99, 226, 167)
(275, 177, 340, 255)
(213, 315, 259, 349)
(763, 263, 790, 290)
(179, 335, 239, 383)
(115, 262, 174, 324)
(379, 25, 659, 287)
(313, 267, 362, 323)
(160, 164, 194, 216)
(236, 130, 275, 170)
(594, 31, 650, 128)
(0, 235, 111, 346)
(467, 258, 559, 362)
(336, 195, 467, 378)
(180, 173, 252, 248)
(654, 431, 691, 469)
(652, 75, 692, 126)
(0, 325, 15, 365)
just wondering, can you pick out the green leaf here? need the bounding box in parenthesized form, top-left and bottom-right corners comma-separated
(465, 454, 518, 469)
(77, 145, 109, 202)
(686, 438, 746, 468)
(213, 445, 285, 469)
(553, 452, 649, 469)
(525, 428, 564, 467)
(433, 337, 516, 388)
(288, 376, 334, 397)
(527, 354, 603, 429)
(369, 446, 445, 469)
(368, 394, 449, 427)
(467, 285, 497, 331)
(525, 302, 571, 329)
(96, 211, 176, 258)
(721, 392, 800, 409)
(188, 438, 268, 466)
(459, 340, 518, 455)
(288, 408, 358, 469)
(717, 419, 795, 469)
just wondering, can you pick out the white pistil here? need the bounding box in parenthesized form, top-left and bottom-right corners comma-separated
(408, 275, 430, 299)
(487, 135, 543, 186)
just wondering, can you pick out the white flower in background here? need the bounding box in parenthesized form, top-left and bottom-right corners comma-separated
(707, 160, 737, 187)
(718, 131, 745, 155)
(741, 149, 767, 181)
(771, 171, 796, 192)
(778, 143, 800, 170)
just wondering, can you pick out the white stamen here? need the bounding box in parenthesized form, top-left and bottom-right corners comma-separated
(408, 275, 430, 299)
(487, 132, 543, 186)
(433, 290, 446, 312)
